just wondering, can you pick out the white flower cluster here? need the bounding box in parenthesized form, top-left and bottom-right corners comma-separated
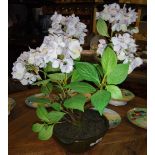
(48, 12, 87, 44)
(96, 3, 138, 33)
(111, 33, 143, 73)
(40, 34, 82, 73)
(12, 50, 41, 85)
(12, 12, 85, 85)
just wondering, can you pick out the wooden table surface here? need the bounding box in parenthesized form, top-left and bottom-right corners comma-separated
(9, 88, 147, 155)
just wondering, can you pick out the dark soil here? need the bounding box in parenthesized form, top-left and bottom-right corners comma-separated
(54, 109, 109, 144)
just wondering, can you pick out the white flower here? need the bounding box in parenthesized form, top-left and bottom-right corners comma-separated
(20, 72, 40, 85)
(120, 24, 127, 32)
(97, 39, 107, 56)
(97, 3, 138, 33)
(12, 13, 87, 85)
(20, 79, 28, 85)
(111, 33, 137, 60)
(68, 39, 82, 59)
(128, 57, 143, 74)
(111, 33, 142, 72)
(117, 50, 126, 60)
(60, 58, 74, 73)
(50, 12, 65, 24)
(12, 49, 42, 85)
(40, 35, 62, 56)
(27, 48, 46, 68)
(97, 3, 120, 22)
(52, 59, 61, 68)
(17, 52, 30, 62)
(48, 12, 87, 45)
(12, 62, 26, 80)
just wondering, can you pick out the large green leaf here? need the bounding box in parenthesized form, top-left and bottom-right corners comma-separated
(76, 62, 100, 85)
(71, 70, 84, 82)
(50, 102, 62, 111)
(36, 106, 49, 123)
(65, 82, 96, 94)
(106, 85, 122, 99)
(64, 94, 86, 112)
(48, 111, 65, 123)
(48, 73, 65, 82)
(38, 125, 54, 140)
(101, 47, 117, 75)
(91, 90, 111, 115)
(32, 123, 44, 133)
(97, 18, 109, 37)
(107, 64, 129, 85)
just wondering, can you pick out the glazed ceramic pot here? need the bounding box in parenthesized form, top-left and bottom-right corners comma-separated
(53, 109, 109, 153)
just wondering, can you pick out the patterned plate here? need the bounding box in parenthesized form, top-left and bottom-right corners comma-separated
(127, 108, 147, 129)
(103, 108, 121, 129)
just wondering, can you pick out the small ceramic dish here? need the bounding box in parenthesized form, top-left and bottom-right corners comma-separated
(109, 89, 135, 106)
(25, 93, 52, 108)
(103, 108, 121, 129)
(127, 107, 147, 129)
(8, 97, 16, 115)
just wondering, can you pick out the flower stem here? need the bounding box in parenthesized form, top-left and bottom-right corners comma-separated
(100, 74, 107, 90)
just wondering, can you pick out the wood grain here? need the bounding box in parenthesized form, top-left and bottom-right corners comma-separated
(9, 88, 147, 155)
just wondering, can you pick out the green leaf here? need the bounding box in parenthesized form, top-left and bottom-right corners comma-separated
(48, 111, 65, 123)
(64, 94, 86, 112)
(91, 90, 111, 115)
(32, 79, 50, 86)
(97, 18, 109, 37)
(101, 46, 117, 75)
(94, 64, 104, 77)
(76, 62, 100, 85)
(71, 70, 84, 82)
(36, 106, 49, 123)
(48, 73, 65, 82)
(50, 102, 62, 111)
(107, 64, 129, 85)
(27, 96, 51, 104)
(106, 85, 122, 99)
(65, 82, 96, 94)
(38, 125, 54, 140)
(41, 82, 52, 95)
(32, 123, 44, 133)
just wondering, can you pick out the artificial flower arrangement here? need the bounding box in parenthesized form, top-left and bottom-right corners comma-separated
(12, 3, 143, 153)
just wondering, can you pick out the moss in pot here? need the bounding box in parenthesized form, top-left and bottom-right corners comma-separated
(53, 109, 109, 153)
(11, 5, 143, 153)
